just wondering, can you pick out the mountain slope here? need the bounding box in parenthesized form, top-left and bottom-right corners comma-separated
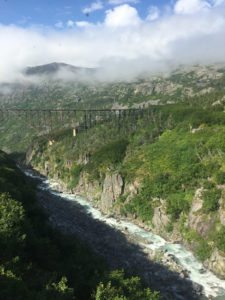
(26, 104, 225, 280)
(25, 62, 95, 76)
(1, 63, 225, 111)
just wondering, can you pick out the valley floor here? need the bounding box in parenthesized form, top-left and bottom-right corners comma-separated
(26, 168, 219, 300)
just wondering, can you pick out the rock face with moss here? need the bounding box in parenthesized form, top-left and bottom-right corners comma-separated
(188, 188, 216, 236)
(101, 173, 124, 213)
(219, 198, 225, 225)
(75, 172, 101, 202)
(152, 200, 170, 234)
(207, 250, 225, 279)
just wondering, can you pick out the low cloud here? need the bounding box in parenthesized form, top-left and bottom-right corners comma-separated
(108, 0, 139, 5)
(0, 1, 225, 83)
(174, 0, 211, 15)
(82, 1, 104, 15)
(55, 21, 64, 29)
(67, 20, 76, 28)
(147, 6, 160, 21)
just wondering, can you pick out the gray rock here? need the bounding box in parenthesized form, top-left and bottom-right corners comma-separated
(101, 173, 123, 213)
(188, 188, 215, 236)
(207, 249, 225, 279)
(219, 198, 225, 225)
(152, 205, 170, 232)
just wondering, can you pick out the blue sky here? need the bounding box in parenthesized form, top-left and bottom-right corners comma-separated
(0, 0, 168, 27)
(0, 0, 225, 82)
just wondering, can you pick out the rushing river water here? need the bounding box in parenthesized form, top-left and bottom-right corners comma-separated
(24, 169, 225, 299)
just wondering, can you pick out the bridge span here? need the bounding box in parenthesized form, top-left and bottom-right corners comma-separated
(0, 107, 156, 135)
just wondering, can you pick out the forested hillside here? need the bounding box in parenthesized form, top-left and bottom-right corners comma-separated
(26, 104, 225, 279)
(1, 63, 225, 297)
(1, 64, 225, 111)
(2, 0, 225, 295)
(0, 150, 159, 300)
(1, 64, 225, 153)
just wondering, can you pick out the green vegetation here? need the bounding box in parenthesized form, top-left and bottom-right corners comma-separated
(202, 188, 221, 213)
(94, 270, 159, 300)
(195, 237, 212, 261)
(180, 227, 212, 261)
(2, 64, 225, 154)
(214, 171, 225, 184)
(84, 139, 128, 180)
(1, 64, 225, 273)
(215, 226, 225, 252)
(0, 151, 159, 300)
(28, 104, 225, 263)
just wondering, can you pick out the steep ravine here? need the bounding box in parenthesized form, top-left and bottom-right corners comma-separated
(23, 165, 225, 299)
(38, 162, 225, 281)
(75, 171, 225, 281)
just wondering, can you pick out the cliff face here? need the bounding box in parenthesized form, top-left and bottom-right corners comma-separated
(152, 200, 170, 234)
(75, 172, 101, 203)
(100, 173, 124, 213)
(27, 147, 225, 280)
(73, 171, 124, 214)
(207, 250, 225, 279)
(188, 188, 216, 237)
(219, 198, 225, 225)
(25, 107, 225, 280)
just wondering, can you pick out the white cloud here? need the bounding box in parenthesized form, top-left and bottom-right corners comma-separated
(108, 0, 139, 5)
(213, 0, 225, 6)
(174, 0, 211, 14)
(75, 21, 93, 28)
(105, 4, 141, 27)
(0, 3, 225, 82)
(67, 20, 75, 28)
(147, 6, 160, 21)
(82, 1, 103, 14)
(55, 21, 64, 29)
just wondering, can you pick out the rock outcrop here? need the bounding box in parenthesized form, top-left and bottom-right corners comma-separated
(219, 198, 225, 225)
(207, 249, 225, 279)
(188, 188, 215, 236)
(100, 173, 124, 213)
(152, 200, 170, 233)
(75, 172, 101, 202)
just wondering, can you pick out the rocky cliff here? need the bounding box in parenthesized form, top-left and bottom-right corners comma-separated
(25, 103, 225, 281)
(27, 149, 225, 280)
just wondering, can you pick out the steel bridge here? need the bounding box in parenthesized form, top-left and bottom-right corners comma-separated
(0, 108, 153, 133)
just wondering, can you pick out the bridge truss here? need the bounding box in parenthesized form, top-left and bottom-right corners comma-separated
(0, 108, 154, 134)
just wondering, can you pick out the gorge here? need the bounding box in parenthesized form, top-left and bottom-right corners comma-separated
(23, 168, 225, 299)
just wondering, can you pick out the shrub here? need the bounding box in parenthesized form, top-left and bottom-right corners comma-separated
(166, 192, 190, 220)
(0, 193, 26, 259)
(202, 188, 221, 213)
(215, 171, 225, 185)
(195, 238, 212, 261)
(85, 139, 128, 179)
(125, 196, 154, 222)
(214, 226, 225, 252)
(68, 164, 83, 188)
(94, 270, 159, 300)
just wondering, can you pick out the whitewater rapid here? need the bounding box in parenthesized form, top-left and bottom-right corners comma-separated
(25, 170, 225, 299)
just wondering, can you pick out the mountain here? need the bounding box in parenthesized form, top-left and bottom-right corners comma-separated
(9, 63, 225, 110)
(1, 63, 225, 153)
(24, 62, 96, 76)
(1, 62, 225, 294)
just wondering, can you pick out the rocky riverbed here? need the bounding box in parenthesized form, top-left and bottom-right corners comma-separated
(24, 169, 225, 300)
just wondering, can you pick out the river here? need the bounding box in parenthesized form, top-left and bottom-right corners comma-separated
(24, 169, 225, 300)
